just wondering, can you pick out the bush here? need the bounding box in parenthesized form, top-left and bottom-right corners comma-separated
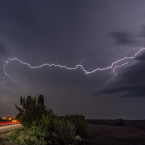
(63, 114, 89, 137)
(7, 127, 47, 145)
(52, 119, 76, 144)
(10, 95, 84, 145)
(7, 118, 79, 145)
(40, 114, 77, 144)
(7, 127, 24, 143)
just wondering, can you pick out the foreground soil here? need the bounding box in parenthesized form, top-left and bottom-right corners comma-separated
(1, 122, 145, 145)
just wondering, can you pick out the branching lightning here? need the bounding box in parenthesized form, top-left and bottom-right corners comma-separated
(113, 62, 129, 76)
(2, 47, 145, 83)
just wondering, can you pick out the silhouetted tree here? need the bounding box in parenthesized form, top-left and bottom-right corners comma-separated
(38, 94, 44, 106)
(15, 95, 46, 127)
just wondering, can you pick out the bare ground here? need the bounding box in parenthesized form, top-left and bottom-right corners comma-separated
(84, 124, 145, 145)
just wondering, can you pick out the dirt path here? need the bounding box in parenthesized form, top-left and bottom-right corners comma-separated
(0, 124, 22, 133)
(0, 124, 22, 145)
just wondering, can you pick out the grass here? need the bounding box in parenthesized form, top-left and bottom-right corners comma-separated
(2, 121, 145, 145)
(0, 132, 15, 145)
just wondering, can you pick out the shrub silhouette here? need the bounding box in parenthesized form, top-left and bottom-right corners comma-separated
(15, 95, 46, 127)
(63, 114, 89, 137)
(12, 95, 83, 145)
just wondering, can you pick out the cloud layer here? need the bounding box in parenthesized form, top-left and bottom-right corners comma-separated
(94, 52, 145, 97)
(110, 31, 135, 45)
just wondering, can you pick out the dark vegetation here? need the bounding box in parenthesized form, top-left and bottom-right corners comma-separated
(5, 95, 145, 145)
(7, 95, 89, 145)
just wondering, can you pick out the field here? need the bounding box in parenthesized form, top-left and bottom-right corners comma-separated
(1, 120, 145, 145)
(84, 120, 145, 145)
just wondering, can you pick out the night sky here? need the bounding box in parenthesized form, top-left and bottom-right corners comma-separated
(1, 0, 145, 119)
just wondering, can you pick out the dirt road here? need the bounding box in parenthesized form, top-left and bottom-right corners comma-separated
(0, 124, 22, 133)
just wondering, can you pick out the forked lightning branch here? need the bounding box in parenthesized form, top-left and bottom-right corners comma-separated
(3, 47, 145, 83)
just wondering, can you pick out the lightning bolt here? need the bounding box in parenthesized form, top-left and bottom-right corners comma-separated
(113, 62, 129, 76)
(2, 47, 145, 83)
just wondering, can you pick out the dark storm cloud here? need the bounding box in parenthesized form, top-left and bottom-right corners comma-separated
(1, 0, 145, 119)
(0, 42, 9, 56)
(135, 52, 145, 61)
(0, 41, 10, 74)
(140, 25, 145, 38)
(0, 0, 99, 66)
(110, 31, 135, 45)
(93, 53, 145, 97)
